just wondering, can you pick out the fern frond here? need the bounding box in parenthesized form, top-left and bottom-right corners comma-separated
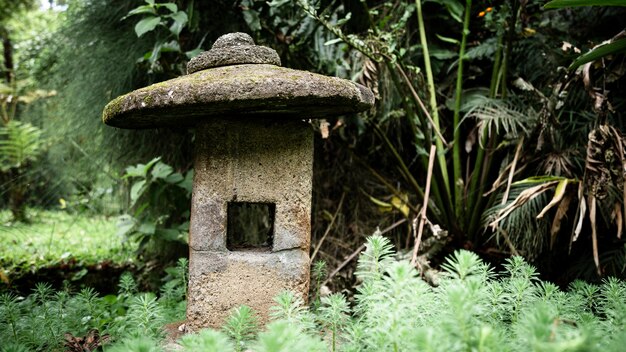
(0, 121, 44, 171)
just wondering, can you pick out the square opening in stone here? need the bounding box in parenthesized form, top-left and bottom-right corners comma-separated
(227, 202, 275, 250)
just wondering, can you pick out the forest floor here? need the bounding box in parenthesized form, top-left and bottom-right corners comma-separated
(0, 209, 136, 294)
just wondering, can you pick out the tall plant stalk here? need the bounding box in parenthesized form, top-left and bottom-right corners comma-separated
(414, 0, 451, 202)
(452, 0, 473, 221)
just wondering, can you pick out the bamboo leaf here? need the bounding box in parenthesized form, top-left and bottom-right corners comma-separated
(569, 37, 626, 70)
(537, 179, 569, 218)
(544, 0, 626, 9)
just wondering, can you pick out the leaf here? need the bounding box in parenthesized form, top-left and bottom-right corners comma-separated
(156, 228, 184, 242)
(569, 37, 626, 70)
(134, 16, 161, 38)
(169, 11, 188, 36)
(161, 3, 178, 12)
(138, 221, 156, 235)
(160, 40, 181, 52)
(151, 162, 173, 179)
(430, 48, 457, 60)
(574, 195, 586, 242)
(614, 202, 623, 239)
(179, 170, 194, 193)
(164, 172, 184, 184)
(489, 181, 559, 229)
(241, 2, 261, 32)
(324, 38, 344, 46)
(116, 215, 137, 237)
(589, 195, 601, 276)
(185, 48, 203, 59)
(391, 195, 411, 218)
(124, 5, 156, 19)
(550, 194, 572, 250)
(430, 0, 464, 23)
(537, 179, 569, 218)
(544, 0, 626, 8)
(130, 180, 147, 202)
(436, 34, 460, 45)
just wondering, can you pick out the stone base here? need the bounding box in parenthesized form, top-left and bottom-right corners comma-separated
(187, 249, 309, 330)
(186, 119, 313, 331)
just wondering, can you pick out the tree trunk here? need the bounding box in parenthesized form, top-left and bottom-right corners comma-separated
(1, 25, 14, 84)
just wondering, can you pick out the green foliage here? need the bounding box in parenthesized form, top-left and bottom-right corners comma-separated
(179, 329, 234, 352)
(0, 120, 43, 172)
(0, 259, 187, 351)
(124, 0, 200, 73)
(0, 0, 35, 24)
(222, 305, 259, 352)
(108, 234, 623, 351)
(118, 157, 192, 259)
(3, 235, 626, 351)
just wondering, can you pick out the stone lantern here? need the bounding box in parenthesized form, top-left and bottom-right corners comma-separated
(102, 33, 373, 330)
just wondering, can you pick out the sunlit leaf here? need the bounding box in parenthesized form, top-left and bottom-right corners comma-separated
(124, 5, 156, 19)
(130, 180, 147, 202)
(161, 3, 178, 13)
(134, 16, 161, 37)
(169, 11, 188, 36)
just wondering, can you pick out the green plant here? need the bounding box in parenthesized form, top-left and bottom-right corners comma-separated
(222, 305, 259, 352)
(110, 233, 621, 351)
(0, 120, 44, 221)
(123, 0, 200, 74)
(0, 260, 186, 351)
(311, 260, 327, 309)
(318, 293, 349, 352)
(179, 329, 234, 352)
(118, 157, 191, 262)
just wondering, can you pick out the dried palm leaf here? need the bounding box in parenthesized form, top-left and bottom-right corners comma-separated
(588, 194, 601, 276)
(551, 193, 572, 250)
(489, 181, 559, 230)
(537, 179, 570, 219)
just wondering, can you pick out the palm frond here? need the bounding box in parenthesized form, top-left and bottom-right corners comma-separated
(463, 95, 537, 143)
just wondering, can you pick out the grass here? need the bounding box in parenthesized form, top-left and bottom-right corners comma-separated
(0, 209, 135, 279)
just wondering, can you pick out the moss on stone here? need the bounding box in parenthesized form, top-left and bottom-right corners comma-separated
(102, 64, 374, 129)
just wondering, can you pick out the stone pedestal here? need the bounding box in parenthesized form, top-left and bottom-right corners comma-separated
(187, 119, 312, 329)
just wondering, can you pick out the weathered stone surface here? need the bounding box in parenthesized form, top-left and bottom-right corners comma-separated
(190, 119, 312, 253)
(186, 120, 312, 329)
(103, 64, 374, 129)
(187, 32, 280, 73)
(187, 249, 309, 330)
